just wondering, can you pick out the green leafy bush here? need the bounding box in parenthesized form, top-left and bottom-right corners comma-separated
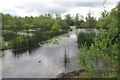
(77, 33, 96, 48)
(51, 24, 62, 30)
(77, 3, 119, 78)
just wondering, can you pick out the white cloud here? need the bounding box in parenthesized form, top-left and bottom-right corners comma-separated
(62, 3, 117, 19)
(0, 0, 119, 18)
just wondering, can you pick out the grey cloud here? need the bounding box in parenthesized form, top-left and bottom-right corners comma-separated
(10, 1, 117, 14)
(47, 7, 68, 14)
(24, 2, 106, 14)
(2, 0, 117, 17)
(16, 3, 47, 13)
(55, 2, 115, 7)
(75, 2, 104, 7)
(75, 2, 115, 7)
(15, 2, 68, 14)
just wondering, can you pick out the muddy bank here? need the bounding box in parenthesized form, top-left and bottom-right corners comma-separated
(56, 69, 120, 78)
(57, 69, 86, 78)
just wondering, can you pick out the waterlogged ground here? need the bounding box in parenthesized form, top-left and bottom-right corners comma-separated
(1, 31, 79, 78)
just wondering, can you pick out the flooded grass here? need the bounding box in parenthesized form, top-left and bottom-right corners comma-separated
(11, 30, 68, 54)
(77, 33, 96, 48)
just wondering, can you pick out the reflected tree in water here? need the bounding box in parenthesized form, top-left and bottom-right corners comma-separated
(63, 46, 70, 69)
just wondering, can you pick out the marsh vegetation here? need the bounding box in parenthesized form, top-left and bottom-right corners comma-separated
(1, 1, 119, 78)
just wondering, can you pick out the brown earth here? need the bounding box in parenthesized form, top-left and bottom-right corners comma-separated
(56, 69, 87, 78)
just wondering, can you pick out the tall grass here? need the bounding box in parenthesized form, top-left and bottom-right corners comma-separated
(77, 33, 96, 48)
(11, 30, 68, 54)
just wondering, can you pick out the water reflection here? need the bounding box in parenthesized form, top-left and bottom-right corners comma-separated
(2, 29, 100, 78)
(77, 29, 100, 34)
(63, 47, 70, 69)
(12, 46, 40, 58)
(12, 33, 70, 58)
(2, 30, 79, 78)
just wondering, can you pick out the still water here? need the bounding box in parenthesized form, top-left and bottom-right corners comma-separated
(1, 29, 100, 78)
(2, 31, 79, 78)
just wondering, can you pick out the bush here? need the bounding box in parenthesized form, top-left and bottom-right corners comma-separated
(2, 30, 17, 41)
(77, 33, 96, 48)
(51, 24, 62, 30)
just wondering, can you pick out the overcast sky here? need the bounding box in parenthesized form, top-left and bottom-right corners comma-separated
(0, 0, 119, 19)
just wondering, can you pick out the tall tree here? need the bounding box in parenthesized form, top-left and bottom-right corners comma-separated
(65, 14, 74, 26)
(85, 12, 97, 28)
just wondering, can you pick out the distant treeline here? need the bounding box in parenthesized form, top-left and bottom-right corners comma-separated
(1, 12, 99, 31)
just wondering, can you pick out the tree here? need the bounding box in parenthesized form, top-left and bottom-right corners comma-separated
(75, 13, 80, 27)
(65, 14, 74, 26)
(55, 13, 61, 20)
(85, 12, 97, 28)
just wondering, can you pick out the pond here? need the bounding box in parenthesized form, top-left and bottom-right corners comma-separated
(1, 29, 100, 78)
(1, 31, 79, 78)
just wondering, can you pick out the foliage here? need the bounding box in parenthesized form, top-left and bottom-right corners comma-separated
(51, 24, 62, 30)
(77, 33, 96, 48)
(65, 14, 74, 26)
(77, 3, 119, 78)
(2, 30, 17, 41)
(1, 13, 70, 51)
(10, 29, 67, 52)
(85, 12, 97, 28)
(0, 37, 9, 50)
(11, 35, 30, 50)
